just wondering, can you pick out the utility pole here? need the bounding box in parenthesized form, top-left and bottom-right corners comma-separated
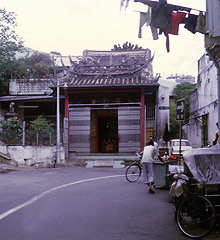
(176, 99, 185, 160)
(56, 72, 61, 165)
(51, 51, 61, 165)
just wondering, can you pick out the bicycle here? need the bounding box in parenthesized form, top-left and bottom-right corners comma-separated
(174, 178, 217, 239)
(125, 153, 142, 183)
(125, 153, 166, 183)
(171, 147, 220, 239)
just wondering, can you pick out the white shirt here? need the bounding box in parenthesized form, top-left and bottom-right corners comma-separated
(141, 145, 157, 163)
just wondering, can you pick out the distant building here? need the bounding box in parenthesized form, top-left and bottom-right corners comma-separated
(158, 79, 177, 95)
(166, 74, 196, 84)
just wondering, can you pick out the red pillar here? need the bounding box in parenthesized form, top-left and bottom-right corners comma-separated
(64, 88, 69, 160)
(140, 89, 145, 150)
(64, 89, 69, 118)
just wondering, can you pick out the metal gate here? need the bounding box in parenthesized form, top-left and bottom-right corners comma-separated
(118, 106, 141, 153)
(68, 107, 90, 153)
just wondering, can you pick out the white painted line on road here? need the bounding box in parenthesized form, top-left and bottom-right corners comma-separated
(0, 174, 124, 221)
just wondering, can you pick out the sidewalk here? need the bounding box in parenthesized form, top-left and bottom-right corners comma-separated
(0, 163, 34, 173)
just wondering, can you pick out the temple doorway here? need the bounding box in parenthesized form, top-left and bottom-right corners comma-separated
(98, 115, 118, 153)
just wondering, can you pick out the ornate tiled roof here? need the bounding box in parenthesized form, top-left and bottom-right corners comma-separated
(60, 49, 159, 87)
(67, 76, 159, 87)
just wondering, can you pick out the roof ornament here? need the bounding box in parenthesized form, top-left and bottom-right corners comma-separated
(9, 102, 15, 113)
(68, 55, 154, 77)
(60, 56, 68, 72)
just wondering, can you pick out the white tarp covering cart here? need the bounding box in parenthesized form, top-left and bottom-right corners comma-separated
(183, 147, 220, 184)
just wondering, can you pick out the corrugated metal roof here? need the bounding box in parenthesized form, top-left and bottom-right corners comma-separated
(0, 95, 54, 102)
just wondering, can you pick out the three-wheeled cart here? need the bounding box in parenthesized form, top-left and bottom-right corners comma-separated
(153, 160, 184, 188)
(171, 147, 220, 238)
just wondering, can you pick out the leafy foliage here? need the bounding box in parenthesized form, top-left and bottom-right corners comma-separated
(12, 50, 54, 79)
(0, 115, 56, 145)
(0, 8, 24, 95)
(0, 117, 22, 145)
(26, 115, 56, 145)
(0, 8, 55, 94)
(170, 101, 180, 138)
(112, 41, 142, 51)
(30, 115, 55, 132)
(170, 82, 196, 138)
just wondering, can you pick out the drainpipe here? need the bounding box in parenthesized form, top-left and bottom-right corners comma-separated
(64, 86, 69, 118)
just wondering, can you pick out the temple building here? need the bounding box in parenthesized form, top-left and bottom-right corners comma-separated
(61, 49, 169, 157)
(0, 48, 170, 165)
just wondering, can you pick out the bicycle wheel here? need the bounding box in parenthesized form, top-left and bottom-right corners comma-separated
(125, 163, 141, 182)
(176, 195, 215, 238)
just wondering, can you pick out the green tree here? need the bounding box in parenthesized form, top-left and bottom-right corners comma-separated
(30, 115, 55, 132)
(12, 50, 54, 79)
(0, 117, 22, 145)
(170, 82, 196, 138)
(27, 115, 56, 145)
(0, 8, 24, 95)
(170, 100, 180, 138)
(111, 41, 142, 51)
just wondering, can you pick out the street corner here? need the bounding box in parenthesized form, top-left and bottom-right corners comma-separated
(0, 163, 31, 173)
(0, 166, 10, 173)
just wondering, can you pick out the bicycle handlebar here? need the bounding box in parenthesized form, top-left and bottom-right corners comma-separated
(136, 152, 142, 158)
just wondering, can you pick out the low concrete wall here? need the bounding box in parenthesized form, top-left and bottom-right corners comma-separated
(0, 145, 65, 167)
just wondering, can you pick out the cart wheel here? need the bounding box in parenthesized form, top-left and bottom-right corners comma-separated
(176, 195, 215, 238)
(125, 163, 141, 182)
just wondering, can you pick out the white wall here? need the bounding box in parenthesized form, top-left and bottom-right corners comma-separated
(187, 53, 218, 147)
(157, 84, 170, 147)
(0, 145, 65, 167)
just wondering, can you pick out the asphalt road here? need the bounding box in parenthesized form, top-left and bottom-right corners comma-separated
(0, 167, 219, 240)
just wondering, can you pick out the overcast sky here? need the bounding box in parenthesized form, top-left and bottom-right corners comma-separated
(1, 0, 206, 78)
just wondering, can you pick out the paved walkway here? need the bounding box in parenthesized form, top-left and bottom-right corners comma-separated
(0, 163, 34, 173)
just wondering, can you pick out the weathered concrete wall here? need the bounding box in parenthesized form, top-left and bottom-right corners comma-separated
(0, 145, 65, 167)
(157, 84, 170, 148)
(187, 53, 218, 147)
(197, 55, 217, 110)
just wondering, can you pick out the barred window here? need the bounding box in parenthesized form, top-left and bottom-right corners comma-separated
(146, 103, 155, 120)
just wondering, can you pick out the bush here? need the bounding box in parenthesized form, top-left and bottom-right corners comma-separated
(0, 115, 56, 146)
(0, 117, 22, 145)
(27, 115, 56, 145)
